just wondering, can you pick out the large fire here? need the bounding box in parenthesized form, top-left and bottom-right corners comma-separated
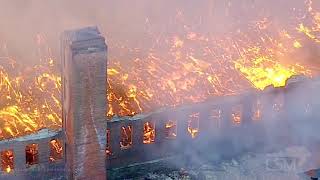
(1, 0, 320, 140)
(0, 54, 61, 140)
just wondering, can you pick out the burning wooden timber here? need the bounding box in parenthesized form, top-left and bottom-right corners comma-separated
(0, 25, 319, 179)
(1, 0, 320, 142)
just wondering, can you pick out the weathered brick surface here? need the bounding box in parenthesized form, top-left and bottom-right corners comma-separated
(62, 27, 107, 180)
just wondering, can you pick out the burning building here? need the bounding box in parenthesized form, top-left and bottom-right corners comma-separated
(1, 0, 320, 179)
(0, 26, 319, 179)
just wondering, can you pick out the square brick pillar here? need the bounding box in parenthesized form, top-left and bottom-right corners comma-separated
(61, 27, 107, 180)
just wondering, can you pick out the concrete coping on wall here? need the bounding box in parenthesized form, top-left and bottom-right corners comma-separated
(106, 76, 320, 170)
(0, 129, 65, 179)
(108, 92, 255, 123)
(0, 129, 61, 145)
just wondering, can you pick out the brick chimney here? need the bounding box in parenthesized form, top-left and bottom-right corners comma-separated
(61, 26, 107, 179)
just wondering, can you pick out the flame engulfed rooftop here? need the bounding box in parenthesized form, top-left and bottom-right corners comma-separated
(1, 0, 320, 140)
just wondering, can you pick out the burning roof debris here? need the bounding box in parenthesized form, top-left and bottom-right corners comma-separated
(0, 57, 61, 140)
(0, 0, 320, 140)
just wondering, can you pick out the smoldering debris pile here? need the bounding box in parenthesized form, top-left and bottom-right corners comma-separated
(132, 146, 313, 180)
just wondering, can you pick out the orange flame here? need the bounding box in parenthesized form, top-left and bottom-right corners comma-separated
(143, 122, 155, 144)
(187, 113, 200, 138)
(1, 0, 320, 140)
(49, 139, 63, 162)
(120, 126, 132, 149)
(165, 120, 177, 139)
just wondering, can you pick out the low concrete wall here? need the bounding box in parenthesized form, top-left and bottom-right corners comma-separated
(0, 129, 65, 180)
(0, 75, 318, 179)
(106, 77, 320, 170)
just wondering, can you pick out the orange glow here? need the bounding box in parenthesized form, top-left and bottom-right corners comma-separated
(165, 120, 177, 139)
(0, 56, 61, 140)
(1, 150, 14, 173)
(232, 106, 242, 124)
(120, 126, 132, 149)
(5, 166, 11, 173)
(26, 143, 39, 166)
(106, 129, 112, 156)
(107, 4, 316, 117)
(1, 0, 320, 140)
(298, 0, 320, 44)
(49, 139, 63, 162)
(187, 113, 200, 138)
(252, 99, 263, 121)
(143, 122, 155, 144)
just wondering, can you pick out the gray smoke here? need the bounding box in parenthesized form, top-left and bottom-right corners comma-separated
(0, 0, 317, 63)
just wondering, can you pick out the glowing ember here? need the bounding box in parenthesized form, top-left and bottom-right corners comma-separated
(106, 1, 317, 117)
(235, 56, 298, 90)
(120, 126, 132, 149)
(187, 113, 200, 138)
(1, 150, 14, 173)
(231, 105, 242, 124)
(165, 120, 177, 139)
(298, 0, 320, 43)
(0, 56, 61, 140)
(5, 167, 11, 173)
(26, 143, 39, 166)
(143, 122, 155, 144)
(49, 139, 63, 162)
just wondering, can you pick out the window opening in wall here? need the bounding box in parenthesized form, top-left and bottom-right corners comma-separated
(210, 109, 222, 128)
(49, 139, 63, 162)
(188, 113, 200, 138)
(120, 125, 133, 149)
(143, 122, 155, 144)
(165, 120, 177, 139)
(252, 99, 262, 121)
(232, 105, 242, 124)
(106, 129, 112, 155)
(1, 150, 14, 173)
(26, 143, 39, 166)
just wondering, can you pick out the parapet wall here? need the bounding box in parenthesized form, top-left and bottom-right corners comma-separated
(0, 129, 65, 180)
(106, 77, 320, 170)
(0, 74, 318, 179)
(106, 92, 258, 169)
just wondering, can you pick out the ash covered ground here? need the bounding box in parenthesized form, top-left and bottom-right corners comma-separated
(134, 146, 313, 180)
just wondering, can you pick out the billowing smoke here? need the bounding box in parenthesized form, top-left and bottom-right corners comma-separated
(160, 78, 320, 178)
(0, 0, 318, 63)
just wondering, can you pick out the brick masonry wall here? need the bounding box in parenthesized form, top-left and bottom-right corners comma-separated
(62, 27, 107, 180)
